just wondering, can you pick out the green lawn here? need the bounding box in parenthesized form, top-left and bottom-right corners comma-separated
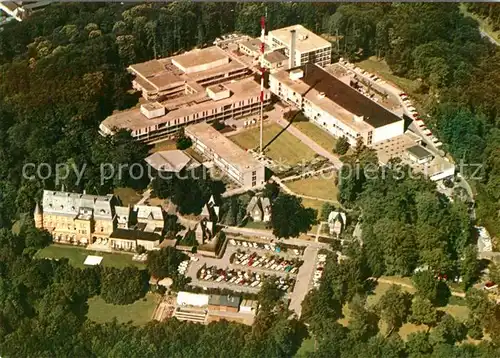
(114, 187, 142, 206)
(87, 293, 158, 325)
(229, 123, 317, 166)
(243, 220, 269, 230)
(287, 175, 338, 202)
(36, 244, 145, 269)
(293, 121, 337, 153)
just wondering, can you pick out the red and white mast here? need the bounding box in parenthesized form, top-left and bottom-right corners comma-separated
(259, 15, 266, 154)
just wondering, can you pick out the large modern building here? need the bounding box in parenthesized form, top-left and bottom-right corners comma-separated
(267, 25, 332, 68)
(269, 64, 405, 146)
(99, 46, 271, 142)
(35, 190, 166, 251)
(185, 122, 265, 188)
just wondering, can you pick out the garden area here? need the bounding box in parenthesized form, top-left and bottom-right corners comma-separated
(35, 244, 146, 269)
(292, 121, 338, 153)
(229, 123, 317, 167)
(87, 293, 159, 325)
(114, 187, 142, 206)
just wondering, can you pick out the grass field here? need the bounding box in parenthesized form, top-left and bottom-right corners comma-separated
(229, 124, 317, 166)
(149, 139, 177, 154)
(114, 187, 142, 206)
(300, 198, 327, 219)
(36, 244, 145, 269)
(293, 122, 337, 153)
(87, 293, 158, 325)
(287, 176, 338, 202)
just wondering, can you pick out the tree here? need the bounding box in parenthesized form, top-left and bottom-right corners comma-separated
(460, 245, 479, 290)
(257, 277, 284, 313)
(406, 332, 432, 357)
(376, 285, 412, 333)
(410, 297, 438, 326)
(320, 202, 336, 221)
(412, 270, 439, 303)
(262, 181, 280, 200)
(22, 224, 53, 253)
(212, 118, 225, 131)
(100, 266, 147, 305)
(174, 127, 192, 149)
(270, 194, 316, 238)
(146, 247, 187, 279)
(347, 294, 379, 341)
(335, 136, 350, 155)
(429, 314, 466, 345)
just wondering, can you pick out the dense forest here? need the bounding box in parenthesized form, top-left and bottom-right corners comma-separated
(0, 2, 499, 357)
(467, 2, 500, 32)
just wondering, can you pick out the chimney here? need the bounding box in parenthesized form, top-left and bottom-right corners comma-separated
(289, 29, 296, 69)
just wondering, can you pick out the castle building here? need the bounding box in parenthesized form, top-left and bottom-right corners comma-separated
(34, 190, 164, 251)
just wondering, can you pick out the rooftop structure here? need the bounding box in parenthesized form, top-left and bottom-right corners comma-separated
(185, 122, 265, 188)
(269, 25, 332, 54)
(176, 291, 210, 307)
(41, 190, 115, 220)
(100, 76, 269, 142)
(238, 38, 271, 58)
(268, 25, 332, 67)
(115, 206, 131, 229)
(372, 132, 455, 181)
(269, 64, 405, 146)
(127, 46, 250, 103)
(134, 205, 163, 221)
(145, 150, 198, 172)
(171, 47, 229, 74)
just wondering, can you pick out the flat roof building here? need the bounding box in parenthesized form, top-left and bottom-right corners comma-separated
(185, 122, 265, 188)
(372, 132, 455, 181)
(100, 46, 270, 143)
(268, 24, 332, 68)
(269, 64, 405, 146)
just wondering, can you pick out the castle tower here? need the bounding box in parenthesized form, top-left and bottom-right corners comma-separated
(34, 202, 43, 229)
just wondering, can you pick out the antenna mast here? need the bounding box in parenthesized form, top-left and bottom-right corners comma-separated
(259, 15, 266, 154)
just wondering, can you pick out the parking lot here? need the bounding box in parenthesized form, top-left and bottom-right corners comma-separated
(185, 236, 324, 316)
(198, 265, 295, 293)
(230, 251, 303, 275)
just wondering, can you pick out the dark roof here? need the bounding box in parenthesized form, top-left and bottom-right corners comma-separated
(406, 145, 433, 159)
(208, 294, 241, 308)
(110, 229, 162, 242)
(298, 64, 403, 128)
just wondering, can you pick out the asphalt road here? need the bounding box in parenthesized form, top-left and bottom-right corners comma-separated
(288, 246, 319, 317)
(480, 29, 500, 46)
